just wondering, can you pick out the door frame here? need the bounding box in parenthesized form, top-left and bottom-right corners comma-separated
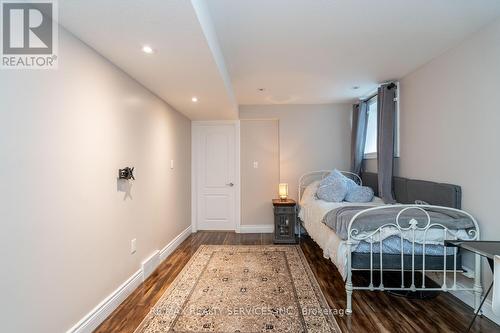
(191, 120, 241, 232)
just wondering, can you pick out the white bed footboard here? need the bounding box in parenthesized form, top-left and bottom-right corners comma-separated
(345, 205, 482, 315)
(297, 170, 482, 315)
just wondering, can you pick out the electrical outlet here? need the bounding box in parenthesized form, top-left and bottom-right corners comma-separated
(131, 238, 137, 254)
(253, 161, 259, 169)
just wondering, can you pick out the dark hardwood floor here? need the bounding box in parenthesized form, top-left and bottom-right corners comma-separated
(95, 232, 499, 333)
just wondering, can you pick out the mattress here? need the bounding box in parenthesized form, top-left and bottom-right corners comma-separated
(351, 252, 462, 271)
(298, 183, 384, 277)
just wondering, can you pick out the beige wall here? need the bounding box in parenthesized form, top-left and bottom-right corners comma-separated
(240, 120, 279, 226)
(240, 104, 352, 200)
(363, 157, 377, 173)
(391, 19, 500, 289)
(0, 28, 191, 333)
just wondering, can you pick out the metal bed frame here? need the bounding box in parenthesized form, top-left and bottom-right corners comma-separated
(298, 170, 482, 315)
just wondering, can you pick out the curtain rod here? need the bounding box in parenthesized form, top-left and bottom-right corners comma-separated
(358, 81, 397, 103)
(360, 92, 377, 102)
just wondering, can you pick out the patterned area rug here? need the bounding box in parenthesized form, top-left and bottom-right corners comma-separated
(135, 245, 341, 333)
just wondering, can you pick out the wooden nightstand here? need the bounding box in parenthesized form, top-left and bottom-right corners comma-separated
(272, 199, 297, 244)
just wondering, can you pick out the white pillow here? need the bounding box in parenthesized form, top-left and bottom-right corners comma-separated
(301, 180, 320, 203)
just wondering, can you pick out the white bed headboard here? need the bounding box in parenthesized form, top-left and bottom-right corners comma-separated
(298, 170, 362, 203)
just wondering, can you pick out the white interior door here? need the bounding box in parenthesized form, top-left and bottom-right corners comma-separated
(194, 122, 238, 230)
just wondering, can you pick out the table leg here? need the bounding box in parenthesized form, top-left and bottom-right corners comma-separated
(297, 218, 303, 241)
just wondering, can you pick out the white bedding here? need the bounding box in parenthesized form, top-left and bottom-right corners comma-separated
(298, 181, 384, 277)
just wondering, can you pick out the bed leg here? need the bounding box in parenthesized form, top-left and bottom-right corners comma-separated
(473, 253, 483, 314)
(346, 283, 353, 315)
(346, 241, 353, 315)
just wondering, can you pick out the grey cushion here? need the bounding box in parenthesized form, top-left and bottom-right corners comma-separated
(406, 180, 461, 209)
(393, 177, 408, 203)
(345, 186, 374, 203)
(361, 172, 379, 195)
(316, 170, 351, 202)
(360, 172, 462, 209)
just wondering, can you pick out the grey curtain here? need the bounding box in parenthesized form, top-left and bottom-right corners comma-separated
(377, 83, 397, 203)
(350, 102, 368, 175)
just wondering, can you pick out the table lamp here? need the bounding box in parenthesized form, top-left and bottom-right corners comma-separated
(278, 183, 288, 201)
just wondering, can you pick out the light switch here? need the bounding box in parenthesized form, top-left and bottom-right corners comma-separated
(253, 161, 259, 169)
(131, 238, 137, 254)
(170, 160, 174, 169)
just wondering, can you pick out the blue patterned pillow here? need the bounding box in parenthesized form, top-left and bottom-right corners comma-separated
(333, 169, 357, 189)
(345, 185, 374, 203)
(317, 177, 348, 202)
(316, 170, 352, 202)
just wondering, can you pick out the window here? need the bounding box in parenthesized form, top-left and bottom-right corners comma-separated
(362, 85, 400, 159)
(363, 96, 378, 159)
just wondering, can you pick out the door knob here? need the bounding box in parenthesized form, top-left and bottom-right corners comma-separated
(226, 182, 234, 187)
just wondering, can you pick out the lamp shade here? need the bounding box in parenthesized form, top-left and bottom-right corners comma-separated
(278, 183, 288, 200)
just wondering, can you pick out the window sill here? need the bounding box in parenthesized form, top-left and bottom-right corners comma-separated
(363, 152, 377, 160)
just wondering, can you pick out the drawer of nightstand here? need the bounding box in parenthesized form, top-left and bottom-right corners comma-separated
(274, 206, 295, 214)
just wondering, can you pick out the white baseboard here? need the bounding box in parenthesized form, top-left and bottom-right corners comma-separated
(142, 250, 160, 281)
(66, 269, 143, 333)
(159, 226, 192, 261)
(237, 224, 274, 234)
(67, 225, 192, 333)
(447, 285, 500, 326)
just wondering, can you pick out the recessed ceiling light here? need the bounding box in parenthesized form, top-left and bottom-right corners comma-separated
(191, 97, 198, 103)
(352, 86, 360, 90)
(142, 45, 154, 54)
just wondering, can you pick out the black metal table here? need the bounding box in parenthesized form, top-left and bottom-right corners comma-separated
(445, 240, 500, 332)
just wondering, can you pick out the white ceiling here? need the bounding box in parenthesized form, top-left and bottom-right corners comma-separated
(58, 0, 238, 120)
(58, 0, 500, 119)
(207, 0, 500, 105)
